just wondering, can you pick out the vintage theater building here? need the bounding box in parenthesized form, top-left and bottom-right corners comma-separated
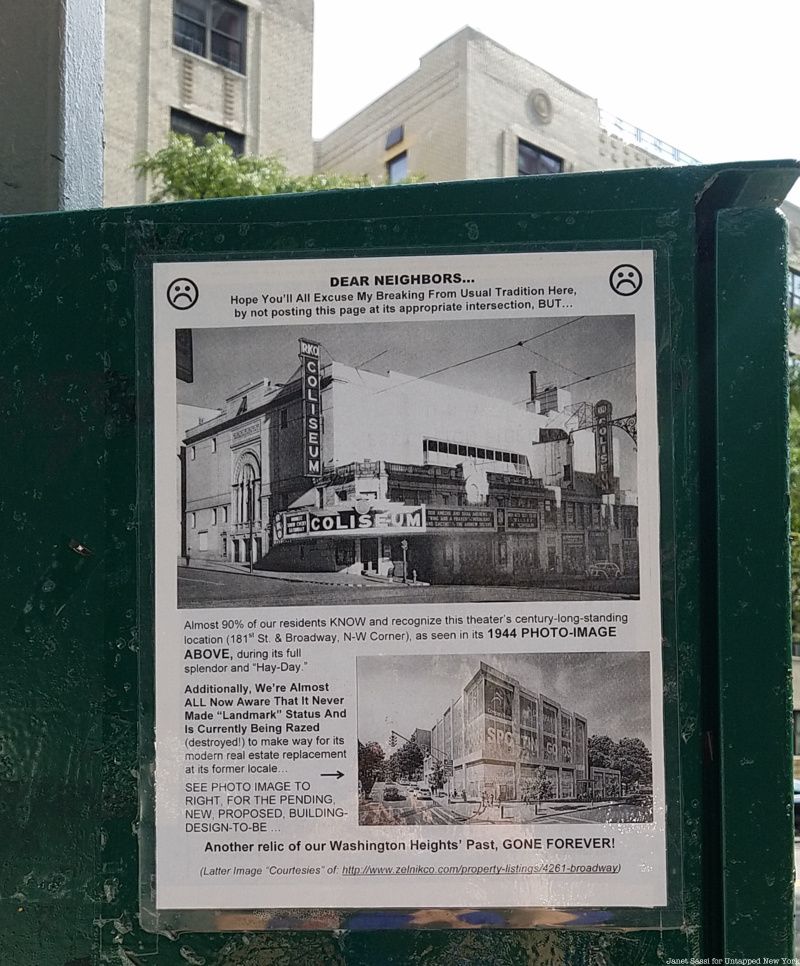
(181, 337, 638, 583)
(425, 661, 589, 801)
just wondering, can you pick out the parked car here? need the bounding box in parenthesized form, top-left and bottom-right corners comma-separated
(416, 784, 433, 801)
(383, 785, 406, 802)
(794, 780, 800, 833)
(587, 561, 621, 579)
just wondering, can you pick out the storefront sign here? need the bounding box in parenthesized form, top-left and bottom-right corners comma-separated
(425, 506, 496, 530)
(300, 338, 322, 477)
(506, 509, 540, 531)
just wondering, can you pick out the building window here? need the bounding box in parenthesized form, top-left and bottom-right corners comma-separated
(211, 437, 217, 453)
(171, 108, 244, 155)
(211, 508, 218, 525)
(386, 151, 408, 184)
(222, 506, 228, 524)
(385, 125, 404, 150)
(173, 0, 246, 74)
(517, 139, 563, 176)
(790, 269, 800, 310)
(280, 408, 288, 429)
(189, 446, 196, 460)
(189, 512, 196, 529)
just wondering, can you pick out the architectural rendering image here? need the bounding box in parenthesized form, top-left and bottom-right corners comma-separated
(177, 314, 640, 607)
(356, 651, 654, 826)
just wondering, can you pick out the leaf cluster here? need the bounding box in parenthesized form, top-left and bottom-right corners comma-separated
(134, 133, 416, 202)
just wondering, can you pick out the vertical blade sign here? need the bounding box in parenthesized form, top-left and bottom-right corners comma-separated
(594, 399, 614, 492)
(299, 339, 322, 477)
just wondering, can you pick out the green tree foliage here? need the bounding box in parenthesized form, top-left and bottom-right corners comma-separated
(134, 132, 397, 202)
(357, 740, 385, 798)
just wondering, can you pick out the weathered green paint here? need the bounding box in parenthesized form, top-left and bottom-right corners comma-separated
(0, 160, 796, 964)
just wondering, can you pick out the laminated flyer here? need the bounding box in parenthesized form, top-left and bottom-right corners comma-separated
(151, 250, 665, 912)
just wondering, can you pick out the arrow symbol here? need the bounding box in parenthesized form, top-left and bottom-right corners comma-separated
(320, 770, 344, 779)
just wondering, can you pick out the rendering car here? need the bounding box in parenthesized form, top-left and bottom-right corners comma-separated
(587, 561, 622, 579)
(416, 784, 433, 801)
(383, 785, 406, 802)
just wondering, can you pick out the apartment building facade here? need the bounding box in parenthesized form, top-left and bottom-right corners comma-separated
(104, 0, 314, 206)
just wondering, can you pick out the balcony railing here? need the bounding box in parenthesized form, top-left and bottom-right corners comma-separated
(599, 110, 700, 167)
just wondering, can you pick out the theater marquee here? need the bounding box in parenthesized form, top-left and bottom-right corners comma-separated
(274, 506, 426, 542)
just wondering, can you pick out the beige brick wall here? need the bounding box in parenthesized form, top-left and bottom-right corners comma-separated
(104, 0, 313, 207)
(315, 31, 471, 184)
(316, 28, 663, 187)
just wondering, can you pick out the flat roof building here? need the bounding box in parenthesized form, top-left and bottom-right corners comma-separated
(427, 661, 589, 802)
(181, 337, 639, 590)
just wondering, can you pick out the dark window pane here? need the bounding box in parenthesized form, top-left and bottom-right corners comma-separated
(518, 139, 563, 176)
(212, 1, 245, 38)
(385, 125, 404, 150)
(170, 109, 245, 155)
(211, 33, 243, 71)
(174, 15, 206, 56)
(386, 151, 408, 184)
(176, 0, 207, 24)
(790, 269, 800, 310)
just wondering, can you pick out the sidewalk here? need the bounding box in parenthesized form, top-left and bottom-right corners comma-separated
(180, 558, 428, 590)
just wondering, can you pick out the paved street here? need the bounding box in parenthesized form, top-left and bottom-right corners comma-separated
(360, 782, 469, 826)
(178, 565, 627, 608)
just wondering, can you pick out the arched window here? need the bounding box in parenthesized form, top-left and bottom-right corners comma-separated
(232, 453, 261, 525)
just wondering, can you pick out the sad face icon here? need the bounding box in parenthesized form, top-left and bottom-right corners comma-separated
(167, 278, 199, 310)
(609, 264, 643, 296)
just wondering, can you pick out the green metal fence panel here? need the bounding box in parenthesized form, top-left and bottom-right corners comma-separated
(0, 160, 796, 964)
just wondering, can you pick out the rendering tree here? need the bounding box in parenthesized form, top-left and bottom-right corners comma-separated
(587, 734, 616, 769)
(588, 734, 652, 789)
(429, 758, 445, 793)
(357, 740, 385, 797)
(392, 738, 424, 782)
(520, 766, 554, 815)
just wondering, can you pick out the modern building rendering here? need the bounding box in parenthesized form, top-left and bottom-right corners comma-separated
(424, 661, 589, 802)
(181, 338, 638, 586)
(104, 0, 314, 206)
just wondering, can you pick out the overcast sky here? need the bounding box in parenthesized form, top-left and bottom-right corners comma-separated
(314, 1, 799, 205)
(356, 651, 652, 753)
(178, 314, 635, 414)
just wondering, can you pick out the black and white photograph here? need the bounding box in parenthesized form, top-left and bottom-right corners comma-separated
(356, 651, 653, 826)
(176, 314, 640, 608)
